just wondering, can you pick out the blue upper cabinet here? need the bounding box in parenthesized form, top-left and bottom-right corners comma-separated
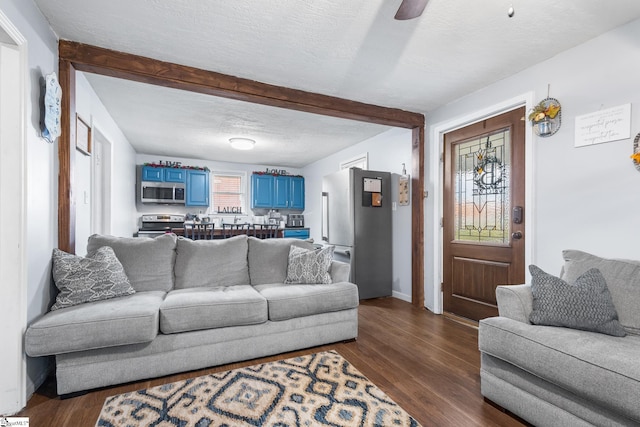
(164, 167, 186, 183)
(273, 175, 290, 208)
(185, 170, 209, 206)
(251, 173, 304, 210)
(252, 174, 274, 209)
(141, 166, 163, 182)
(289, 176, 305, 210)
(141, 166, 185, 183)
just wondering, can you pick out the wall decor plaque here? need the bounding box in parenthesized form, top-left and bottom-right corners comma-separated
(575, 103, 631, 147)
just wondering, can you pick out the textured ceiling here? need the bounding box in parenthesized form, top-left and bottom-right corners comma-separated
(83, 73, 391, 167)
(35, 0, 640, 167)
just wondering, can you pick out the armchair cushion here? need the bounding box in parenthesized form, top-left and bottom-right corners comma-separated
(562, 250, 640, 335)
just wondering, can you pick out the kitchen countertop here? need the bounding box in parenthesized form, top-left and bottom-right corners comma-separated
(172, 226, 284, 238)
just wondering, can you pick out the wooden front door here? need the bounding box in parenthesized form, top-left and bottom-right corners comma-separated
(443, 107, 526, 321)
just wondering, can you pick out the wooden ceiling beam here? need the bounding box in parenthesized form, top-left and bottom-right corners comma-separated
(59, 41, 424, 129)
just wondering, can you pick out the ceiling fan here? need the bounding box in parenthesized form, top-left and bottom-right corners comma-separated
(394, 0, 429, 20)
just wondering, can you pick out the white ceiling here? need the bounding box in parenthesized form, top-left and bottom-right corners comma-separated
(35, 0, 640, 167)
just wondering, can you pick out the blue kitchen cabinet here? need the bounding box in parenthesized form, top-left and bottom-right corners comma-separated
(185, 170, 209, 206)
(141, 166, 185, 183)
(251, 174, 274, 209)
(141, 166, 163, 182)
(251, 173, 305, 210)
(283, 228, 310, 239)
(289, 176, 305, 210)
(273, 175, 290, 209)
(163, 167, 186, 183)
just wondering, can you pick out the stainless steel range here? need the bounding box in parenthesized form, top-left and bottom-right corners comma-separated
(137, 214, 184, 237)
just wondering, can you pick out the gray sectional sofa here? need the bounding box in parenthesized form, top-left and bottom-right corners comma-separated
(479, 250, 640, 427)
(25, 234, 359, 395)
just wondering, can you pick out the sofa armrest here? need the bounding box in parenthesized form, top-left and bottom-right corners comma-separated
(330, 260, 350, 283)
(495, 284, 533, 324)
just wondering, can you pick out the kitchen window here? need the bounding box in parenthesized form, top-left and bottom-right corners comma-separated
(211, 171, 247, 215)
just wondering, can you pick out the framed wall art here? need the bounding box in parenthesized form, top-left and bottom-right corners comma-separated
(76, 114, 91, 155)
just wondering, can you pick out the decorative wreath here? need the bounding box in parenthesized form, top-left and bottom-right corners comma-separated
(474, 154, 505, 190)
(631, 133, 640, 172)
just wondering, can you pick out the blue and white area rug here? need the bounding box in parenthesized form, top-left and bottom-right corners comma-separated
(96, 350, 421, 426)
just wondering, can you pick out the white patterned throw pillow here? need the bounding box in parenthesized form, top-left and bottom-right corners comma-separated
(285, 245, 334, 284)
(51, 246, 135, 310)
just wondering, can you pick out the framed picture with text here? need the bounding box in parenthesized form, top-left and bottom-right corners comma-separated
(76, 114, 91, 155)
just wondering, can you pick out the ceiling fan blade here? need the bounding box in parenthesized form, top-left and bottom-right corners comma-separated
(394, 0, 429, 20)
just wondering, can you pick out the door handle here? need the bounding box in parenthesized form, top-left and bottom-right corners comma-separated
(512, 231, 523, 240)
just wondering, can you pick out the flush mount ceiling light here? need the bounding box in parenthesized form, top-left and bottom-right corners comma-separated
(229, 137, 255, 150)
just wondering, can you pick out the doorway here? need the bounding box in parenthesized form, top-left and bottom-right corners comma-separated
(92, 127, 112, 235)
(442, 107, 526, 321)
(0, 14, 27, 413)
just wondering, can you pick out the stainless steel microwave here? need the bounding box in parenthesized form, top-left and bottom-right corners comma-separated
(140, 181, 185, 204)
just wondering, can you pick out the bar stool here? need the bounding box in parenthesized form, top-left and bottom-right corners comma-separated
(222, 223, 250, 238)
(255, 223, 278, 239)
(184, 223, 215, 240)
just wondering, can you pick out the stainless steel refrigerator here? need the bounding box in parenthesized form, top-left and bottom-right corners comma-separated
(322, 168, 392, 299)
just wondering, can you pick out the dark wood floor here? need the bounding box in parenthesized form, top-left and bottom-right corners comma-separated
(19, 298, 525, 426)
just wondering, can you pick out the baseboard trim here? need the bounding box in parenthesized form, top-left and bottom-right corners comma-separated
(392, 290, 412, 303)
(442, 312, 479, 329)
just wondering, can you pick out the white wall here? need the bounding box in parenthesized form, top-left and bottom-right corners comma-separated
(0, 0, 58, 413)
(424, 18, 640, 312)
(302, 128, 413, 301)
(75, 72, 137, 254)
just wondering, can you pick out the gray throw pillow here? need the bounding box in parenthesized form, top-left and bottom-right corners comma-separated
(285, 245, 334, 284)
(529, 265, 626, 337)
(51, 246, 135, 311)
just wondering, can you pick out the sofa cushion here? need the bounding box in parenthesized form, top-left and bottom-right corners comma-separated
(562, 250, 640, 335)
(285, 245, 334, 284)
(25, 291, 165, 357)
(479, 316, 640, 422)
(87, 234, 177, 292)
(255, 282, 359, 321)
(529, 265, 626, 337)
(160, 285, 267, 333)
(247, 237, 314, 285)
(51, 247, 135, 310)
(174, 235, 249, 289)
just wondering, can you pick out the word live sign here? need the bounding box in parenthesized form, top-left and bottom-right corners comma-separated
(217, 207, 243, 214)
(265, 168, 288, 175)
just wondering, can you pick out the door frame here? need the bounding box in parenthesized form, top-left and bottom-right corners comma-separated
(0, 9, 27, 414)
(91, 125, 113, 236)
(428, 92, 535, 314)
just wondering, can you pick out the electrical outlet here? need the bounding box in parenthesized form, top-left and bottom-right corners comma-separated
(392, 202, 397, 211)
